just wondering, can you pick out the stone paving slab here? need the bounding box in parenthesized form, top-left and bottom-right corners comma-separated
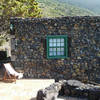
(0, 79, 54, 100)
(57, 97, 88, 100)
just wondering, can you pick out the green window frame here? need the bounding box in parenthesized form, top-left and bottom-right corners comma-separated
(47, 35, 68, 59)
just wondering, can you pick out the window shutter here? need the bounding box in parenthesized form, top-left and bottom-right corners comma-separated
(42, 38, 47, 58)
(68, 37, 71, 57)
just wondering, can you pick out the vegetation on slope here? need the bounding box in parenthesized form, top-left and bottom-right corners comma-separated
(37, 0, 95, 18)
(0, 0, 41, 46)
(58, 0, 100, 15)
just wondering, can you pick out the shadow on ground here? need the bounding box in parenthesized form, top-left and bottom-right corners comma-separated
(30, 98, 36, 100)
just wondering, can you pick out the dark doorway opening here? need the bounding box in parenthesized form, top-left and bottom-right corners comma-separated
(0, 51, 7, 61)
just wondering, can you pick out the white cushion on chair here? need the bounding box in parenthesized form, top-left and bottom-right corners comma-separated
(4, 63, 23, 79)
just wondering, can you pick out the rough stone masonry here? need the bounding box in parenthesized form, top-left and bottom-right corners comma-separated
(10, 16, 100, 82)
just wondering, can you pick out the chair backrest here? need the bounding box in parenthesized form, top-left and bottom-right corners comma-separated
(3, 63, 18, 75)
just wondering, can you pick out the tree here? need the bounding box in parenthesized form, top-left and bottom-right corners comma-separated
(0, 0, 41, 18)
(0, 0, 41, 46)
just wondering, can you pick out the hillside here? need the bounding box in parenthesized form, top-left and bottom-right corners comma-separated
(58, 0, 100, 15)
(37, 0, 95, 18)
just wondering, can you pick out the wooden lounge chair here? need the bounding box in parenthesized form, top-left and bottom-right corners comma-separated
(3, 63, 23, 82)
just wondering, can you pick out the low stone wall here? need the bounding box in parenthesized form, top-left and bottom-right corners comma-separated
(60, 80, 100, 100)
(37, 80, 100, 100)
(10, 16, 100, 82)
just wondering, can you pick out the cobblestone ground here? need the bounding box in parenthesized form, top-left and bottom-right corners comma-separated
(0, 79, 54, 100)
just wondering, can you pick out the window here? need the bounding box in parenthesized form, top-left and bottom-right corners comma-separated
(47, 35, 68, 59)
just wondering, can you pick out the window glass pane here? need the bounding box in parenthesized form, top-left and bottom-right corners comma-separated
(53, 42, 56, 46)
(49, 52, 53, 56)
(47, 35, 67, 58)
(49, 39, 53, 42)
(57, 51, 61, 55)
(61, 52, 64, 55)
(57, 39, 60, 42)
(53, 51, 56, 56)
(53, 48, 56, 51)
(57, 43, 60, 46)
(57, 48, 60, 51)
(61, 48, 64, 51)
(49, 43, 53, 47)
(61, 39, 64, 42)
(49, 48, 53, 51)
(61, 43, 64, 46)
(53, 39, 56, 42)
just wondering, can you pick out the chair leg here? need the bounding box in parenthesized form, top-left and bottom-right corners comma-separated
(3, 71, 7, 80)
(8, 73, 12, 79)
(3, 71, 17, 83)
(14, 75, 16, 83)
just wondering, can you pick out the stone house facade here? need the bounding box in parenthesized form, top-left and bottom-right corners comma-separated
(10, 16, 100, 82)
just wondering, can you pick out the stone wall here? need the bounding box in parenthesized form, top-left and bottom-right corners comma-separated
(10, 16, 100, 82)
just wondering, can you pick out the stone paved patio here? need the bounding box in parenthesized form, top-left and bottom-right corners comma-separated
(0, 79, 54, 100)
(0, 78, 88, 100)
